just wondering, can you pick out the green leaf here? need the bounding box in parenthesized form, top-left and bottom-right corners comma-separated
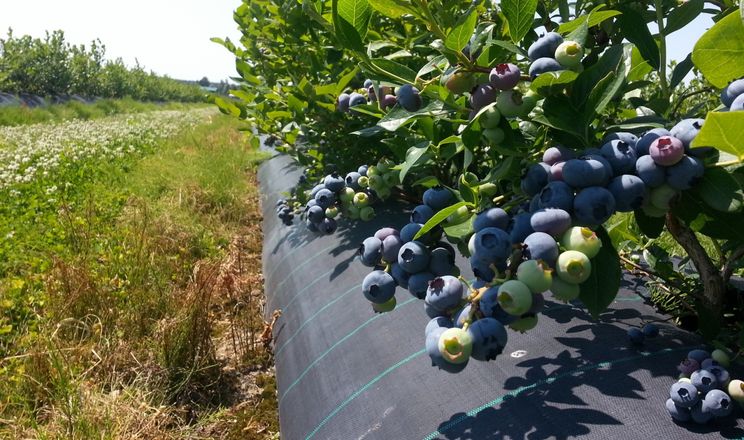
(665, 0, 703, 34)
(336, 67, 361, 95)
(414, 201, 468, 240)
(557, 8, 622, 34)
(443, 215, 474, 241)
(417, 55, 448, 79)
(692, 112, 744, 161)
(337, 0, 371, 38)
(458, 174, 478, 206)
(399, 142, 430, 183)
(692, 11, 744, 88)
(502, 0, 539, 43)
(634, 209, 665, 238)
(616, 8, 660, 69)
(627, 45, 653, 83)
(571, 44, 624, 109)
(673, 193, 744, 241)
(214, 97, 241, 117)
(692, 167, 744, 212)
(367, 58, 418, 83)
(367, 0, 414, 18)
(669, 53, 693, 89)
(377, 100, 447, 131)
(578, 227, 621, 319)
(446, 8, 478, 52)
(530, 70, 578, 95)
(412, 175, 440, 188)
(566, 19, 589, 47)
(332, 0, 368, 52)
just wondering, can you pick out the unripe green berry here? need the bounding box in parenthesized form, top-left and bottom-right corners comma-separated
(325, 206, 339, 218)
(377, 158, 394, 173)
(516, 260, 553, 293)
(550, 277, 580, 302)
(479, 106, 501, 128)
(383, 170, 400, 186)
(368, 174, 384, 190)
(509, 315, 538, 333)
(497, 280, 533, 316)
(340, 187, 355, 203)
(438, 327, 473, 364)
(555, 41, 584, 67)
(360, 206, 375, 221)
(358, 175, 370, 188)
(447, 205, 471, 225)
(556, 250, 592, 284)
(353, 192, 370, 207)
(482, 127, 505, 144)
(561, 227, 602, 259)
(372, 296, 396, 313)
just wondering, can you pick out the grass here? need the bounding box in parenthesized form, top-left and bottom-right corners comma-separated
(0, 98, 207, 127)
(0, 109, 278, 438)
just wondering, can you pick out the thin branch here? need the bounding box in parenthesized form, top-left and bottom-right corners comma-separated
(722, 244, 744, 284)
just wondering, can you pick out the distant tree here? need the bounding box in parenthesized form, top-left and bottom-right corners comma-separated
(198, 76, 210, 87)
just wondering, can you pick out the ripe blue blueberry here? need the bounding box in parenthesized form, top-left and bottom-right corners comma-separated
(530, 208, 571, 237)
(666, 398, 692, 422)
(607, 174, 647, 212)
(473, 207, 510, 232)
(468, 318, 508, 361)
(425, 275, 465, 313)
(702, 389, 733, 417)
(508, 212, 535, 244)
(429, 246, 456, 276)
(398, 241, 431, 273)
(527, 32, 564, 61)
(528, 57, 563, 80)
(537, 181, 574, 212)
(636, 128, 670, 156)
(470, 256, 496, 282)
(573, 186, 616, 226)
(425, 316, 453, 336)
(690, 402, 713, 424)
(396, 84, 422, 111)
(390, 263, 410, 289)
(337, 93, 350, 112)
(730, 93, 744, 111)
(408, 271, 436, 299)
(666, 155, 704, 190)
(411, 204, 435, 224)
(721, 78, 744, 107)
(348, 92, 367, 108)
(318, 217, 338, 234)
(669, 381, 700, 408)
(562, 157, 610, 188)
(635, 155, 666, 188)
(381, 234, 403, 263)
(362, 270, 396, 304)
(324, 172, 346, 192)
(602, 131, 638, 148)
(600, 140, 638, 175)
(470, 83, 497, 111)
(374, 227, 399, 241)
(314, 188, 336, 209)
(523, 232, 560, 267)
(677, 358, 700, 376)
(473, 227, 512, 263)
(400, 223, 424, 243)
(345, 171, 362, 190)
(521, 162, 551, 196)
(691, 369, 718, 394)
(423, 186, 454, 211)
(642, 323, 659, 338)
(359, 236, 383, 267)
(687, 349, 711, 364)
(670, 119, 704, 150)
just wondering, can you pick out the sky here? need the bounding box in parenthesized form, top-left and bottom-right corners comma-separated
(0, 0, 244, 82)
(0, 2, 713, 83)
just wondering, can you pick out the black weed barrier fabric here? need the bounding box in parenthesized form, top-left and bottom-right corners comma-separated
(259, 153, 744, 440)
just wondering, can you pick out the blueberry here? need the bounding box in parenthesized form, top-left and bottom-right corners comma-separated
(641, 323, 659, 338)
(337, 93, 350, 112)
(607, 174, 647, 212)
(635, 155, 666, 188)
(600, 140, 638, 175)
(381, 234, 403, 263)
(702, 389, 733, 418)
(721, 78, 744, 107)
(470, 256, 496, 282)
(666, 155, 704, 190)
(374, 227, 399, 241)
(470, 83, 497, 111)
(650, 136, 685, 166)
(426, 327, 467, 373)
(521, 162, 551, 196)
(677, 358, 700, 376)
(400, 223, 424, 243)
(425, 275, 465, 313)
(516, 260, 553, 293)
(398, 241, 431, 273)
(554, 41, 584, 68)
(390, 263, 411, 289)
(496, 280, 533, 316)
(670, 119, 704, 150)
(396, 84, 422, 112)
(318, 217, 338, 234)
(363, 79, 373, 89)
(556, 250, 592, 284)
(542, 146, 575, 165)
(437, 327, 473, 365)
(306, 218, 319, 232)
(362, 270, 396, 304)
(314, 188, 336, 208)
(691, 369, 718, 394)
(527, 32, 564, 61)
(602, 131, 638, 148)
(472, 227, 512, 263)
(468, 318, 508, 361)
(358, 164, 369, 176)
(687, 349, 711, 364)
(530, 208, 572, 237)
(452, 304, 472, 328)
(349, 92, 367, 108)
(636, 128, 670, 156)
(429, 247, 456, 276)
(478, 285, 518, 325)
(670, 381, 700, 408)
(704, 365, 730, 385)
(425, 316, 453, 335)
(345, 171, 362, 190)
(666, 398, 692, 422)
(479, 106, 502, 129)
(359, 236, 383, 267)
(411, 204, 435, 224)
(529, 292, 546, 313)
(473, 208, 510, 232)
(509, 212, 535, 244)
(310, 183, 326, 198)
(537, 181, 574, 212)
(381, 94, 397, 109)
(528, 57, 563, 80)
(423, 186, 454, 211)
(573, 186, 616, 226)
(489, 63, 521, 90)
(408, 271, 436, 299)
(730, 93, 744, 111)
(562, 157, 611, 188)
(496, 90, 535, 118)
(523, 232, 560, 267)
(550, 276, 580, 302)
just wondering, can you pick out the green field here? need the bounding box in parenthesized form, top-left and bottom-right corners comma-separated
(0, 105, 277, 439)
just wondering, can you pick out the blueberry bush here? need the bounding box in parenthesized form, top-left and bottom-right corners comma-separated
(216, 0, 744, 423)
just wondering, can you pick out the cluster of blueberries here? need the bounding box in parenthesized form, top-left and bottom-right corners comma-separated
(721, 78, 744, 111)
(668, 348, 743, 424)
(275, 199, 295, 226)
(521, 120, 707, 226)
(626, 322, 660, 345)
(282, 159, 403, 234)
(337, 79, 422, 113)
(527, 32, 585, 79)
(358, 186, 459, 306)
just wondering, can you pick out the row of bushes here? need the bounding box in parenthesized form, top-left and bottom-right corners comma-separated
(0, 29, 204, 102)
